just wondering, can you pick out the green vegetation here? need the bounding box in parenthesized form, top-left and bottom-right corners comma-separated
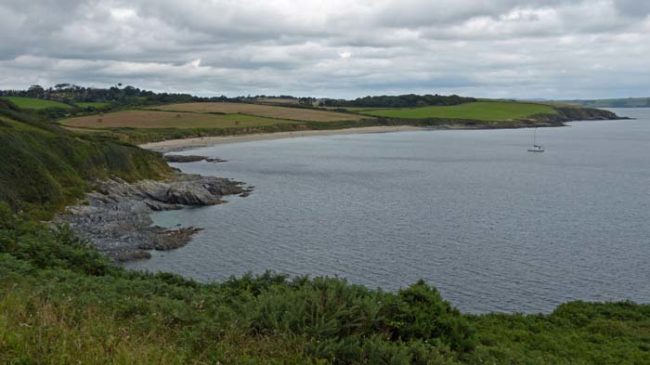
(1, 84, 196, 110)
(361, 101, 557, 121)
(76, 101, 111, 109)
(321, 94, 477, 108)
(1, 96, 73, 110)
(0, 100, 170, 217)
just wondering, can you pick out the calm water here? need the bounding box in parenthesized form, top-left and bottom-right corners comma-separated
(128, 108, 650, 313)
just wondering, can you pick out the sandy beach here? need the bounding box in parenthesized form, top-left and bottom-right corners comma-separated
(139, 125, 427, 152)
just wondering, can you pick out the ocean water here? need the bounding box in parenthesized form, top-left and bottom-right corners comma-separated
(127, 108, 650, 313)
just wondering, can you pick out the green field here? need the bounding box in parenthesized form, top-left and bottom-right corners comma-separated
(75, 101, 111, 109)
(1, 96, 73, 110)
(361, 101, 557, 121)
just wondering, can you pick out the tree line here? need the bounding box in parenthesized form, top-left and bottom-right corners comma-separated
(319, 94, 477, 108)
(1, 85, 477, 110)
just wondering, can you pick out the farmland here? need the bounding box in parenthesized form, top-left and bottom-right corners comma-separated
(75, 101, 111, 109)
(150, 102, 368, 122)
(1, 96, 72, 110)
(60, 102, 375, 143)
(360, 101, 557, 121)
(62, 110, 296, 129)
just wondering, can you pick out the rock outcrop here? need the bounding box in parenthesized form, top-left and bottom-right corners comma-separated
(55, 173, 251, 262)
(164, 154, 227, 163)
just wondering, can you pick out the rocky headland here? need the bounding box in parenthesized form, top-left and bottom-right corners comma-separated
(55, 173, 251, 262)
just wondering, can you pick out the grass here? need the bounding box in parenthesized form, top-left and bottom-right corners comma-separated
(76, 101, 111, 109)
(1, 96, 73, 110)
(150, 102, 369, 122)
(361, 101, 557, 121)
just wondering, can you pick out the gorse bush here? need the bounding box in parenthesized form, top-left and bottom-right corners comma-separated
(0, 204, 114, 276)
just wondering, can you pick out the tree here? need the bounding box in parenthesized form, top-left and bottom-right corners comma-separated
(27, 85, 45, 98)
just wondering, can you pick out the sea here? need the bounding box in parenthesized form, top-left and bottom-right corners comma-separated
(127, 108, 650, 313)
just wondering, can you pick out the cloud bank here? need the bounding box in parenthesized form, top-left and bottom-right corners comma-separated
(1, 0, 648, 98)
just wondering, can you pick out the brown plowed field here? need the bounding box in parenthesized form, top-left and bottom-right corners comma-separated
(62, 110, 295, 129)
(150, 102, 368, 122)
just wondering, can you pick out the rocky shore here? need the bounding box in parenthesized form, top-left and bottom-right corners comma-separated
(55, 173, 251, 262)
(164, 154, 227, 163)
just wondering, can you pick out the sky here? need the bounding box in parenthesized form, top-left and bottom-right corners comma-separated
(0, 0, 649, 99)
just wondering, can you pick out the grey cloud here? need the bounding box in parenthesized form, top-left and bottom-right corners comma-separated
(0, 0, 648, 99)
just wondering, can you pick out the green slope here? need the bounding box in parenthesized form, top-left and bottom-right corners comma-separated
(75, 101, 111, 109)
(1, 96, 73, 110)
(0, 100, 170, 217)
(361, 101, 557, 121)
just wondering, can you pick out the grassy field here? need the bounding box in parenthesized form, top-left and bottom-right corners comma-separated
(62, 110, 297, 129)
(151, 102, 368, 122)
(1, 96, 73, 110)
(75, 101, 111, 109)
(361, 101, 557, 121)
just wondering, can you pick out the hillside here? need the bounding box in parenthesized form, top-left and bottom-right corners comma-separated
(1, 96, 73, 110)
(0, 100, 170, 217)
(360, 101, 556, 121)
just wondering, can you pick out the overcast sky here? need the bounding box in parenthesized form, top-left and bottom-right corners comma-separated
(1, 0, 648, 98)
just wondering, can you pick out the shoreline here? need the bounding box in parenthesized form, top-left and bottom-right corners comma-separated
(139, 125, 428, 152)
(55, 174, 251, 262)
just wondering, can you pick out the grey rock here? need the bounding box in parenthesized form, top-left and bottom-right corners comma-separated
(55, 173, 252, 262)
(164, 155, 227, 163)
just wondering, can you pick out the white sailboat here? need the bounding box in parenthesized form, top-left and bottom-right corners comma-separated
(527, 128, 545, 153)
